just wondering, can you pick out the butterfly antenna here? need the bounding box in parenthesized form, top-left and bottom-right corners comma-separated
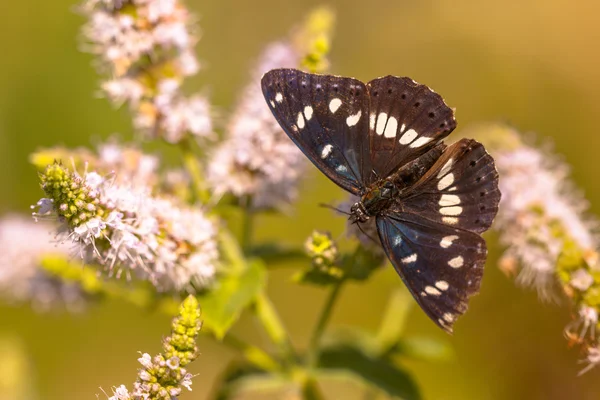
(354, 220, 380, 245)
(319, 203, 351, 216)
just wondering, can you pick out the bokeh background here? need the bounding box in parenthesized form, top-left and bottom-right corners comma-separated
(2, 0, 600, 399)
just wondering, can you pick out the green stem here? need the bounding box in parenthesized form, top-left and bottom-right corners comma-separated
(221, 334, 281, 372)
(241, 201, 254, 250)
(179, 136, 210, 204)
(255, 292, 296, 365)
(307, 281, 344, 369)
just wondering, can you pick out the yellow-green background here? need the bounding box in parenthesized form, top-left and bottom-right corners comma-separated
(1, 0, 600, 399)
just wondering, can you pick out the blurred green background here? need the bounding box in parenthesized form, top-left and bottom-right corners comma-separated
(2, 0, 600, 399)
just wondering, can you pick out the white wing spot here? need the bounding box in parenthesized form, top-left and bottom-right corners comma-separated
(440, 235, 459, 248)
(346, 110, 362, 127)
(392, 236, 402, 247)
(321, 144, 333, 159)
(443, 313, 454, 323)
(420, 291, 427, 297)
(439, 194, 461, 207)
(443, 217, 458, 225)
(270, 100, 275, 107)
(297, 112, 305, 129)
(401, 253, 417, 264)
(437, 159, 454, 178)
(399, 128, 418, 145)
(437, 173, 455, 190)
(376, 112, 387, 135)
(275, 93, 283, 103)
(304, 106, 313, 121)
(435, 280, 449, 291)
(400, 123, 406, 133)
(410, 136, 433, 148)
(329, 98, 342, 113)
(336, 165, 348, 173)
(425, 286, 442, 296)
(448, 255, 464, 269)
(441, 206, 463, 216)
(384, 116, 398, 138)
(369, 113, 376, 130)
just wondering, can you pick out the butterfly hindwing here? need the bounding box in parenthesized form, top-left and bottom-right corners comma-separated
(376, 212, 487, 332)
(261, 69, 373, 194)
(400, 139, 501, 233)
(366, 76, 457, 180)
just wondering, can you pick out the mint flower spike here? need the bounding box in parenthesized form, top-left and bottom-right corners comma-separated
(81, 0, 213, 143)
(468, 123, 600, 373)
(107, 295, 202, 400)
(0, 215, 87, 312)
(305, 230, 341, 276)
(207, 7, 336, 209)
(32, 156, 219, 291)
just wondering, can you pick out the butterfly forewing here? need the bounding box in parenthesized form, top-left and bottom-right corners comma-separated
(261, 69, 373, 194)
(366, 76, 456, 180)
(400, 139, 501, 233)
(376, 212, 487, 332)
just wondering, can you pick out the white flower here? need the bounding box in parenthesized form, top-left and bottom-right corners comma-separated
(566, 306, 598, 342)
(579, 345, 600, 375)
(494, 145, 597, 298)
(102, 78, 145, 106)
(160, 95, 213, 143)
(81, 0, 210, 144)
(570, 268, 594, 291)
(0, 215, 86, 311)
(207, 42, 305, 208)
(138, 353, 153, 369)
(36, 162, 219, 290)
(33, 198, 54, 216)
(166, 356, 180, 369)
(72, 217, 106, 244)
(108, 385, 131, 400)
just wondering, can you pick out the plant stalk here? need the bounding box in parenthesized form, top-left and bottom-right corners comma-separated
(255, 292, 296, 365)
(179, 136, 210, 204)
(221, 334, 281, 372)
(307, 281, 344, 369)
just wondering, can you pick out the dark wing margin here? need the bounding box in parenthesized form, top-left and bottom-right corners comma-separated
(376, 212, 487, 333)
(261, 68, 373, 195)
(366, 76, 456, 181)
(400, 139, 501, 234)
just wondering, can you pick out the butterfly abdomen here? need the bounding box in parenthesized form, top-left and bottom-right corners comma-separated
(390, 142, 447, 190)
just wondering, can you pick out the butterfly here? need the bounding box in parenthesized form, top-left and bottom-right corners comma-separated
(261, 68, 500, 333)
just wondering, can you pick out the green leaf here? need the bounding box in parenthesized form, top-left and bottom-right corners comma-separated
(218, 229, 247, 274)
(293, 268, 343, 286)
(212, 363, 290, 400)
(376, 289, 413, 350)
(339, 245, 386, 281)
(317, 344, 421, 400)
(392, 337, 454, 362)
(200, 259, 267, 339)
(246, 243, 307, 265)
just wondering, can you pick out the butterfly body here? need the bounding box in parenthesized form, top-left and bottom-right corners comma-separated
(261, 68, 500, 332)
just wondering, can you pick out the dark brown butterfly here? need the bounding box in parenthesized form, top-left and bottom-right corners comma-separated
(261, 68, 500, 332)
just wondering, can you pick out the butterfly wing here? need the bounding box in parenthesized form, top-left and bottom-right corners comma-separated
(400, 138, 500, 234)
(376, 212, 487, 332)
(261, 68, 374, 195)
(365, 76, 456, 181)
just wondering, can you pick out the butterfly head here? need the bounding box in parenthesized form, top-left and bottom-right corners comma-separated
(349, 202, 370, 224)
(350, 181, 400, 224)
